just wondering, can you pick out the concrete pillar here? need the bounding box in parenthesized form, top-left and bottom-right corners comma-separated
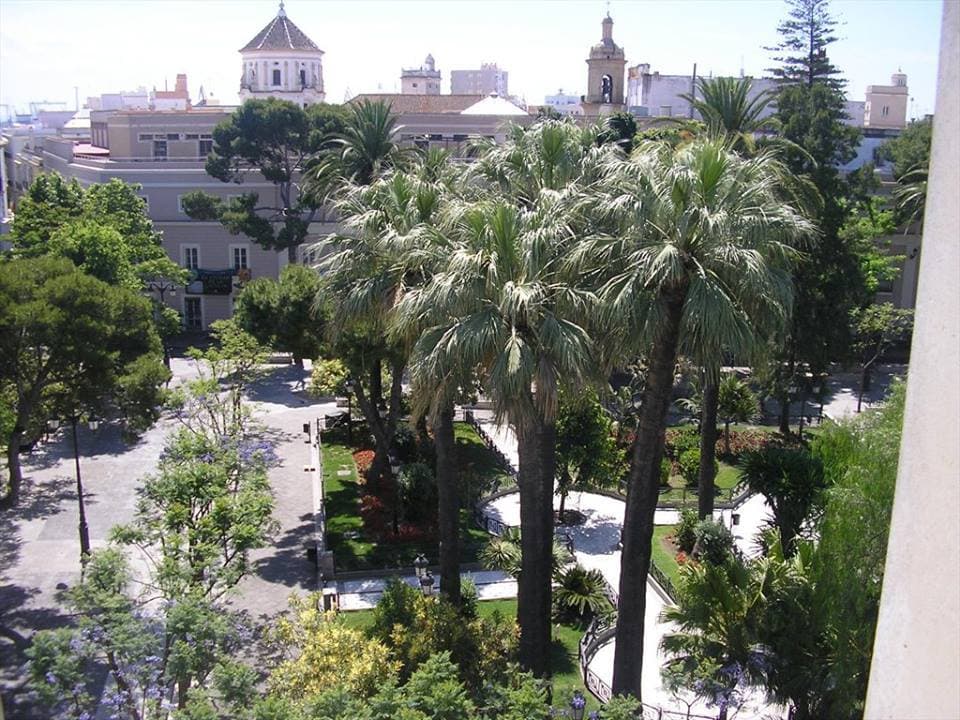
(864, 2, 960, 717)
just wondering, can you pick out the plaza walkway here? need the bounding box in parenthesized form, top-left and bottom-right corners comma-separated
(475, 416, 783, 718)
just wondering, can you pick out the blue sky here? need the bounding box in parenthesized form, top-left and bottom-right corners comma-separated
(0, 0, 944, 118)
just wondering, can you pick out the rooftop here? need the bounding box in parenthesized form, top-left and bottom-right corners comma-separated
(241, 1, 321, 53)
(349, 94, 485, 114)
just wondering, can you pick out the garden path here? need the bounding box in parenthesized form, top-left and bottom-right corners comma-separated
(475, 417, 781, 718)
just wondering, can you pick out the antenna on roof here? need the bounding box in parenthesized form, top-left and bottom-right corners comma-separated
(740, 55, 745, 78)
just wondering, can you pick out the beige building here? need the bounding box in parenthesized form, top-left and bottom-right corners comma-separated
(450, 63, 508, 97)
(239, 1, 325, 107)
(864, 71, 909, 129)
(581, 14, 627, 116)
(42, 108, 337, 330)
(401, 55, 442, 95)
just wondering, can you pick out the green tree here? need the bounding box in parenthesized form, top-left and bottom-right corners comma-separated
(580, 139, 809, 699)
(877, 116, 932, 180)
(234, 263, 328, 367)
(182, 99, 351, 262)
(850, 303, 913, 412)
(769, 80, 863, 432)
(765, 0, 845, 89)
(0, 257, 166, 508)
(555, 390, 624, 520)
(740, 446, 826, 555)
(717, 374, 759, 455)
(400, 121, 607, 676)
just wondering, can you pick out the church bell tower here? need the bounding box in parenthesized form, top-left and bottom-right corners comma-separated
(582, 14, 626, 115)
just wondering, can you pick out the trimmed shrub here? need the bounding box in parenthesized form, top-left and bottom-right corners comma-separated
(308, 358, 347, 398)
(666, 425, 700, 459)
(693, 519, 735, 565)
(679, 447, 719, 488)
(398, 462, 438, 524)
(675, 509, 698, 554)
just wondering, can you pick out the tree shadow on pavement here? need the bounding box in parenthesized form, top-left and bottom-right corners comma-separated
(251, 513, 318, 589)
(245, 365, 314, 408)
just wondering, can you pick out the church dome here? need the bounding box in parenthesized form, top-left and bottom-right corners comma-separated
(241, 1, 322, 53)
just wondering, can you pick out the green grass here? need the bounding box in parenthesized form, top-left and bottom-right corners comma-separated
(339, 599, 597, 712)
(651, 524, 683, 588)
(657, 459, 743, 507)
(322, 424, 508, 572)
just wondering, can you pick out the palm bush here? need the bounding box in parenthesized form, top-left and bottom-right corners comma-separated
(553, 564, 613, 626)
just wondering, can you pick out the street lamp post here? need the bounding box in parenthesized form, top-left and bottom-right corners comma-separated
(146, 278, 179, 368)
(344, 378, 354, 444)
(389, 453, 401, 536)
(413, 553, 428, 581)
(419, 570, 435, 597)
(53, 416, 98, 570)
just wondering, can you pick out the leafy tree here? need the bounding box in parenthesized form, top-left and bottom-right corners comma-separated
(850, 303, 913, 412)
(182, 99, 350, 262)
(308, 358, 349, 397)
(267, 594, 398, 703)
(741, 446, 826, 555)
(807, 382, 904, 716)
(111, 428, 278, 600)
(28, 548, 251, 718)
(555, 391, 624, 520)
(717, 375, 759, 455)
(765, 0, 845, 89)
(769, 80, 863, 432)
(877, 117, 932, 180)
(234, 263, 328, 366)
(0, 257, 166, 508)
(601, 111, 638, 154)
(579, 138, 809, 699)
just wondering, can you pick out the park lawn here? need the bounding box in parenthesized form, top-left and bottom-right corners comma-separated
(338, 599, 597, 712)
(323, 423, 507, 572)
(658, 459, 742, 507)
(651, 524, 683, 589)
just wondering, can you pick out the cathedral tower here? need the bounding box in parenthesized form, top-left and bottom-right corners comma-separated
(239, 2, 325, 106)
(582, 14, 626, 115)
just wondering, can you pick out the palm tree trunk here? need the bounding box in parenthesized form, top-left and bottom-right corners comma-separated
(516, 411, 556, 678)
(698, 377, 719, 520)
(433, 406, 461, 606)
(612, 289, 686, 700)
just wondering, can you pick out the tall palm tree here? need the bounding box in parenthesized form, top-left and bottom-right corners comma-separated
(579, 138, 811, 700)
(678, 76, 808, 519)
(397, 120, 610, 676)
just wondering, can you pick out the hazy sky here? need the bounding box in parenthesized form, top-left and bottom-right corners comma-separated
(0, 0, 944, 119)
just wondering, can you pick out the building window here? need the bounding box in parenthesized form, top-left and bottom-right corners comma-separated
(300, 69, 307, 86)
(272, 69, 281, 86)
(177, 195, 187, 214)
(412, 82, 418, 88)
(184, 297, 202, 331)
(882, 105, 890, 117)
(183, 246, 200, 270)
(138, 133, 153, 142)
(167, 133, 180, 141)
(185, 133, 200, 140)
(660, 105, 672, 117)
(199, 139, 213, 156)
(153, 140, 167, 159)
(231, 245, 249, 270)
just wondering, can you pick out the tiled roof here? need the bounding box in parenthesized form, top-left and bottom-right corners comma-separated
(241, 9, 321, 52)
(348, 94, 486, 114)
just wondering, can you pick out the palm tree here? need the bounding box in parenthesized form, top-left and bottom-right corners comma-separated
(893, 164, 927, 230)
(397, 121, 609, 676)
(661, 557, 774, 720)
(578, 138, 811, 700)
(681, 76, 777, 154)
(717, 374, 759, 455)
(676, 76, 811, 520)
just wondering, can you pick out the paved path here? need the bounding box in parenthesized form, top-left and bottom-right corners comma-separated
(337, 570, 516, 610)
(0, 357, 337, 718)
(476, 419, 781, 718)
